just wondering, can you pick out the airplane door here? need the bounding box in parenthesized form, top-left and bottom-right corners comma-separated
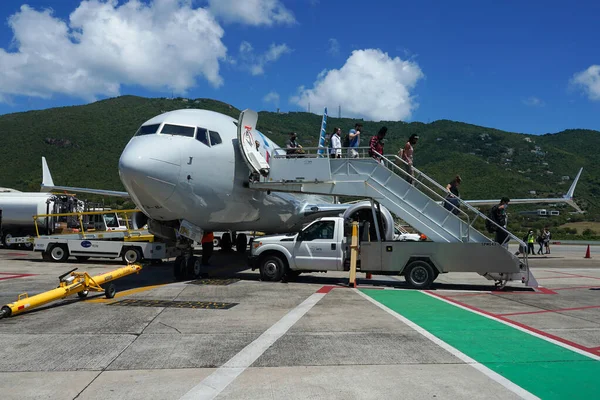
(237, 109, 270, 177)
(293, 220, 340, 271)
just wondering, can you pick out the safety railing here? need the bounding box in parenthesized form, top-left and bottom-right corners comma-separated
(267, 145, 527, 247)
(32, 209, 149, 239)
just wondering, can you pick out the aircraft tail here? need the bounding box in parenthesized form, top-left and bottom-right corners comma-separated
(316, 107, 328, 156)
(564, 167, 583, 213)
(41, 156, 54, 192)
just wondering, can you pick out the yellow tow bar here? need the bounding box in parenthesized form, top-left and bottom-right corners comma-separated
(0, 264, 142, 319)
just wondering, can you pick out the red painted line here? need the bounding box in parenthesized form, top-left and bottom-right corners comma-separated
(316, 285, 336, 294)
(498, 305, 600, 317)
(425, 290, 598, 356)
(589, 346, 600, 352)
(535, 287, 559, 295)
(554, 286, 600, 291)
(4, 253, 29, 257)
(0, 273, 36, 281)
(543, 270, 600, 281)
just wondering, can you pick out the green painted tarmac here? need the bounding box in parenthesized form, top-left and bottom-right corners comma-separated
(362, 289, 600, 399)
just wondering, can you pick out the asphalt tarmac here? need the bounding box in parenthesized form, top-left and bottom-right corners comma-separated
(0, 244, 599, 400)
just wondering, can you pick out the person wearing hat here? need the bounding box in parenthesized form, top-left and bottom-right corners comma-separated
(401, 134, 419, 184)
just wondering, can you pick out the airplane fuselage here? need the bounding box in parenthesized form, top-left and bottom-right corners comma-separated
(118, 109, 331, 233)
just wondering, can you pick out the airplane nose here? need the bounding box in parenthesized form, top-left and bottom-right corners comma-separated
(119, 136, 181, 206)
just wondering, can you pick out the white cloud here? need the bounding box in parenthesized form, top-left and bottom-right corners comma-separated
(208, 0, 295, 26)
(0, 0, 227, 102)
(263, 91, 280, 106)
(238, 41, 291, 75)
(291, 49, 424, 121)
(328, 38, 339, 55)
(571, 65, 600, 101)
(522, 96, 545, 107)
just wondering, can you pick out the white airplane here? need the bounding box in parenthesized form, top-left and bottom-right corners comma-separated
(40, 108, 583, 262)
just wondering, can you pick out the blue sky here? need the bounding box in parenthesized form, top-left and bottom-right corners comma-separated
(0, 0, 599, 134)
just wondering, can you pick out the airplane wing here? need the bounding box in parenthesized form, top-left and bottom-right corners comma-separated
(40, 157, 130, 198)
(463, 167, 583, 212)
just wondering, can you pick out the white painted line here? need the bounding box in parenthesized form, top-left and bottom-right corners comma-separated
(179, 291, 327, 400)
(355, 290, 539, 400)
(422, 291, 600, 361)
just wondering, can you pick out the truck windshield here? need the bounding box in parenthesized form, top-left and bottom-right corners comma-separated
(103, 213, 120, 228)
(302, 221, 335, 240)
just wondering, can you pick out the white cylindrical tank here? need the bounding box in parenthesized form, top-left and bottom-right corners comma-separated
(0, 193, 55, 232)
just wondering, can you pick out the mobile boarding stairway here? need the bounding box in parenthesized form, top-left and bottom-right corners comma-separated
(237, 112, 536, 288)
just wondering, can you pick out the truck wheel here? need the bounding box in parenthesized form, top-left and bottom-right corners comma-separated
(49, 244, 69, 262)
(2, 232, 16, 249)
(213, 237, 221, 247)
(77, 290, 89, 299)
(188, 256, 204, 278)
(259, 255, 285, 282)
(122, 247, 142, 264)
(235, 233, 247, 254)
(405, 260, 434, 289)
(104, 283, 116, 299)
(221, 233, 232, 252)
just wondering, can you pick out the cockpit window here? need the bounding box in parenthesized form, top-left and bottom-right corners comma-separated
(160, 124, 195, 137)
(196, 128, 210, 147)
(135, 123, 161, 136)
(209, 131, 222, 146)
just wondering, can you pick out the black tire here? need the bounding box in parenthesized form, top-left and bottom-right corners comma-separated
(259, 254, 286, 282)
(75, 256, 90, 262)
(213, 237, 221, 248)
(49, 244, 69, 262)
(104, 283, 116, 299)
(221, 233, 232, 252)
(77, 290, 89, 299)
(2, 232, 16, 249)
(404, 260, 435, 289)
(187, 256, 203, 278)
(173, 255, 186, 281)
(122, 247, 143, 264)
(235, 233, 247, 254)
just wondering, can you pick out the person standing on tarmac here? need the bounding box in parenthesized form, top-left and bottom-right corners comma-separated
(201, 231, 214, 266)
(527, 230, 535, 255)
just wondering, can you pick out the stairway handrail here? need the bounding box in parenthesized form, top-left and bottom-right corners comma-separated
(389, 153, 526, 249)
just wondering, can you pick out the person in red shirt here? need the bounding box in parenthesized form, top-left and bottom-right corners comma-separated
(201, 231, 214, 265)
(369, 126, 387, 162)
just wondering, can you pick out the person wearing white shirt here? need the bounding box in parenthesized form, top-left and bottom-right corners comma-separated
(329, 127, 342, 158)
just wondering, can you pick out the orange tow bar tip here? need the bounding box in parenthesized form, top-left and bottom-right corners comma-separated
(0, 264, 142, 319)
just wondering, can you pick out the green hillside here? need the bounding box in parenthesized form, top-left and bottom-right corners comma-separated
(1, 95, 598, 233)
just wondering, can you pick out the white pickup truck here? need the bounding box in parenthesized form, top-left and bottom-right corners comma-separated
(248, 216, 530, 289)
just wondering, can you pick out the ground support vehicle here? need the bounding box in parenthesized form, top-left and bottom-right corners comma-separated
(249, 216, 532, 289)
(7, 209, 178, 263)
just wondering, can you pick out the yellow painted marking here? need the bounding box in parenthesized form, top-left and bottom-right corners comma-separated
(83, 284, 166, 303)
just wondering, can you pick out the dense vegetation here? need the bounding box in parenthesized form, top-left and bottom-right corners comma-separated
(1, 95, 598, 239)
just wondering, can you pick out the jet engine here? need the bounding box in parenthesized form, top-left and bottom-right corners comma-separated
(342, 201, 394, 241)
(130, 211, 149, 230)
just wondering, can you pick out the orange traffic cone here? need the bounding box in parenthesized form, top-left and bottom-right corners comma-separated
(585, 245, 591, 259)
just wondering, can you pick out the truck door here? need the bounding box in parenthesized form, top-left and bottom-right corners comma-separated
(293, 220, 341, 271)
